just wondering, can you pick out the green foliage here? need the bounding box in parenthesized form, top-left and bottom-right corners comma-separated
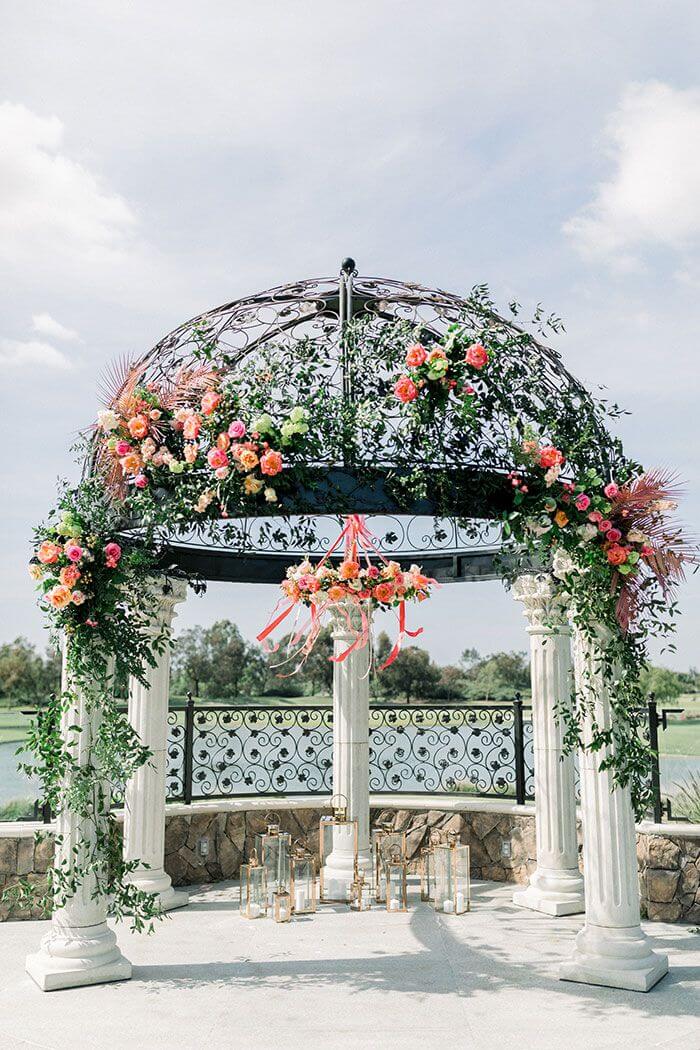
(639, 665, 684, 702)
(375, 634, 442, 702)
(0, 637, 60, 703)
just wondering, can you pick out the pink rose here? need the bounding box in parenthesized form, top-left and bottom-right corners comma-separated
(394, 375, 418, 403)
(214, 466, 229, 480)
(604, 482, 619, 499)
(104, 542, 122, 568)
(599, 519, 612, 532)
(405, 343, 427, 368)
(574, 494, 591, 511)
(207, 447, 228, 469)
(115, 440, 132, 457)
(71, 590, 87, 606)
(463, 384, 475, 396)
(367, 566, 380, 579)
(65, 543, 83, 563)
(465, 342, 489, 369)
(588, 510, 603, 523)
(260, 449, 283, 476)
(606, 528, 622, 543)
(228, 419, 246, 439)
(201, 390, 221, 416)
(134, 474, 148, 489)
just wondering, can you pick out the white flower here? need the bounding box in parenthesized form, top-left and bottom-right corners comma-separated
(552, 549, 577, 580)
(526, 515, 552, 537)
(96, 409, 119, 432)
(264, 486, 278, 503)
(576, 524, 598, 543)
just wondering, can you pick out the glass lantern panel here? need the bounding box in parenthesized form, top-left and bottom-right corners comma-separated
(453, 844, 470, 914)
(421, 849, 436, 902)
(374, 831, 405, 900)
(273, 889, 292, 922)
(241, 864, 266, 918)
(433, 845, 455, 913)
(292, 859, 316, 913)
(387, 866, 407, 911)
(256, 832, 291, 902)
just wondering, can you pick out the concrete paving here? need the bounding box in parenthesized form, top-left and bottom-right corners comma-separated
(1, 880, 698, 1050)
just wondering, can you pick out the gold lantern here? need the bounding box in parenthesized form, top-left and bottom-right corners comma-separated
(255, 812, 291, 907)
(420, 829, 444, 902)
(385, 844, 408, 912)
(373, 825, 407, 903)
(240, 849, 267, 919)
(319, 794, 358, 903)
(349, 863, 372, 912)
(272, 884, 292, 923)
(433, 835, 471, 915)
(290, 842, 317, 915)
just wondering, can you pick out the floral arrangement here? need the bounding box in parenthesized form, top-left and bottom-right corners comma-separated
(94, 362, 314, 517)
(258, 515, 435, 669)
(393, 327, 490, 411)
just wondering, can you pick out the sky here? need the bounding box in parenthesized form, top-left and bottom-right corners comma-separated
(1, 2, 699, 670)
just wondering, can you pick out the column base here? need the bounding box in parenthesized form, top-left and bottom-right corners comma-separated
(26, 922, 132, 992)
(513, 867, 585, 916)
(128, 870, 189, 912)
(321, 849, 372, 902)
(559, 923, 669, 992)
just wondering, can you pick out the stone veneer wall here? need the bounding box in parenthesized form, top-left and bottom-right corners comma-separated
(1, 805, 699, 924)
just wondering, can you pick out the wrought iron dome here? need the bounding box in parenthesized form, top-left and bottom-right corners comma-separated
(114, 260, 616, 584)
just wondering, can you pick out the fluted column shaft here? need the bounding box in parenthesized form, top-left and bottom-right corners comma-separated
(321, 607, 372, 899)
(123, 577, 187, 911)
(560, 624, 668, 991)
(512, 574, 584, 916)
(26, 642, 132, 991)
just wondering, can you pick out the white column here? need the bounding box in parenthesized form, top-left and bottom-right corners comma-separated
(321, 606, 372, 899)
(560, 625, 668, 992)
(123, 577, 188, 911)
(512, 574, 584, 916)
(26, 643, 132, 991)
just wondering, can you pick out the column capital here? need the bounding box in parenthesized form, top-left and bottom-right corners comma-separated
(513, 573, 569, 632)
(144, 575, 188, 634)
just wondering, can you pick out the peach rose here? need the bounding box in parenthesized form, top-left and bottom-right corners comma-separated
(37, 540, 61, 564)
(120, 452, 142, 475)
(28, 563, 43, 580)
(374, 582, 395, 603)
(60, 565, 81, 586)
(244, 475, 265, 495)
(465, 342, 489, 369)
(184, 442, 198, 464)
(127, 414, 149, 440)
(201, 390, 221, 416)
(183, 414, 201, 440)
(339, 560, 360, 580)
(554, 510, 569, 528)
(327, 585, 346, 602)
(238, 448, 259, 472)
(260, 449, 283, 476)
(216, 432, 231, 451)
(47, 584, 72, 609)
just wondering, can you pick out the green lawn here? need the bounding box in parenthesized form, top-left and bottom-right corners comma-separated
(0, 709, 34, 746)
(658, 718, 700, 756)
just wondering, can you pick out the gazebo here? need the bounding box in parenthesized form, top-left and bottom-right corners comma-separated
(24, 261, 671, 993)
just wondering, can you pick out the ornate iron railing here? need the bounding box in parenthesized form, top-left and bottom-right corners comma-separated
(163, 695, 535, 804)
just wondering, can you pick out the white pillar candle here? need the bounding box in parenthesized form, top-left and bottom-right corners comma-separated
(443, 899, 455, 913)
(278, 906, 289, 921)
(247, 903, 261, 918)
(389, 898, 400, 911)
(455, 893, 465, 913)
(295, 888, 306, 912)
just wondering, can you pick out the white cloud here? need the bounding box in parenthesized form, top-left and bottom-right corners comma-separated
(564, 81, 700, 266)
(0, 338, 71, 370)
(31, 312, 78, 341)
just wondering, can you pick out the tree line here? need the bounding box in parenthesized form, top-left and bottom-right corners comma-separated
(1, 625, 697, 705)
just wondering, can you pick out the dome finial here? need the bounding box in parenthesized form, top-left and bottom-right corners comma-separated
(341, 257, 357, 276)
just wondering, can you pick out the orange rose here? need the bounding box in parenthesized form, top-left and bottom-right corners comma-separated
(339, 560, 360, 580)
(554, 510, 569, 528)
(374, 582, 395, 603)
(127, 414, 149, 439)
(327, 585, 346, 602)
(47, 584, 72, 609)
(120, 452, 142, 475)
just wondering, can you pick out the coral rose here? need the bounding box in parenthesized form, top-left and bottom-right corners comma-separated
(260, 449, 283, 476)
(183, 415, 201, 440)
(538, 446, 565, 469)
(465, 342, 489, 369)
(37, 540, 61, 565)
(47, 584, 72, 609)
(327, 585, 346, 602)
(127, 414, 149, 440)
(201, 390, 221, 416)
(374, 582, 395, 603)
(207, 447, 229, 470)
(393, 375, 418, 403)
(405, 343, 427, 367)
(606, 545, 628, 566)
